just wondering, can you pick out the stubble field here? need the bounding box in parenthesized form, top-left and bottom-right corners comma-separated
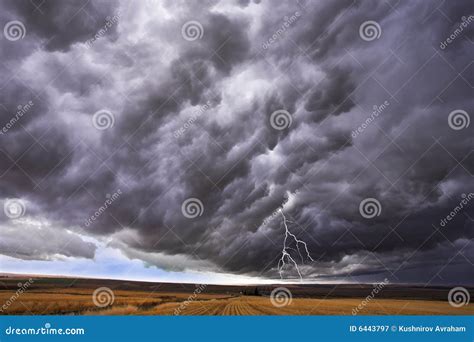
(1, 276, 472, 315)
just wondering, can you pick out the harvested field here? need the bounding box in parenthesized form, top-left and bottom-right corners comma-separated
(0, 276, 472, 315)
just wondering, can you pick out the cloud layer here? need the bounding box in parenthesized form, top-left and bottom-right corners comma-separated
(0, 0, 473, 284)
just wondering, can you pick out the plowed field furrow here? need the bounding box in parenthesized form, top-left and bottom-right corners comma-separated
(238, 302, 259, 315)
(182, 304, 209, 315)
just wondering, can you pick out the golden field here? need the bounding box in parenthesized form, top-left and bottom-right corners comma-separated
(1, 287, 472, 316)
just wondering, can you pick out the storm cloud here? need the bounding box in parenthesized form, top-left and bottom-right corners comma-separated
(0, 0, 473, 285)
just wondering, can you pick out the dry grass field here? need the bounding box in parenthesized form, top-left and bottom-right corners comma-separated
(148, 296, 473, 316)
(0, 276, 472, 315)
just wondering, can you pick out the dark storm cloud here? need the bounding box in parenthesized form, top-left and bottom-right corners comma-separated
(2, 0, 119, 51)
(0, 0, 472, 284)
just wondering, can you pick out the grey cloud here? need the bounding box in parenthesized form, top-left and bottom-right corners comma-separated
(0, 220, 96, 260)
(2, 0, 119, 51)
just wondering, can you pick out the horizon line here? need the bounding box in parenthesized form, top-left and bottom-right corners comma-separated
(1, 272, 470, 288)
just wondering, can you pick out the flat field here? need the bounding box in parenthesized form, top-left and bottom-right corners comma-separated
(0, 276, 471, 315)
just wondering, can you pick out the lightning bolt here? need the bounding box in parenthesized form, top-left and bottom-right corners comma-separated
(277, 210, 314, 281)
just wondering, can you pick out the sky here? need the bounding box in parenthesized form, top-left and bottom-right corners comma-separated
(0, 0, 473, 285)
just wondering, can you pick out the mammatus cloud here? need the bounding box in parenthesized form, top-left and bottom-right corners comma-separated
(0, 0, 473, 284)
